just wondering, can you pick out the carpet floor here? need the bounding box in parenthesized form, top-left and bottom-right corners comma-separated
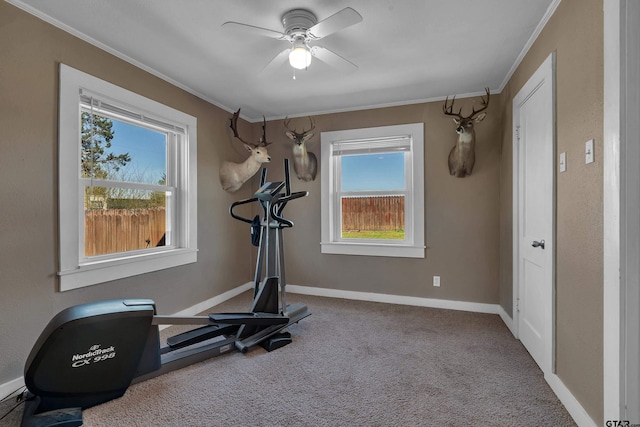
(2, 291, 577, 426)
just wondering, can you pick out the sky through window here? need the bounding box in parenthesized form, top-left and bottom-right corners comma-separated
(108, 119, 167, 184)
(341, 152, 405, 192)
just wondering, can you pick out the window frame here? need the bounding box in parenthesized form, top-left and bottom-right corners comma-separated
(320, 123, 425, 258)
(58, 64, 197, 291)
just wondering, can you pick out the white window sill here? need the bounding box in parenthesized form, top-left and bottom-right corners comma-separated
(320, 242, 425, 258)
(58, 248, 198, 291)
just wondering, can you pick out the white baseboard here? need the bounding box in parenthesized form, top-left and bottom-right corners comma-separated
(546, 373, 597, 427)
(497, 305, 517, 337)
(0, 376, 25, 401)
(287, 284, 501, 315)
(289, 284, 519, 338)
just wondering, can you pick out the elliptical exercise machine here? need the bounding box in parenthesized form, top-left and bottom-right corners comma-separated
(20, 161, 310, 427)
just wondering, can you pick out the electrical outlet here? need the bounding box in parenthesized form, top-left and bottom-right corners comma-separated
(433, 276, 440, 287)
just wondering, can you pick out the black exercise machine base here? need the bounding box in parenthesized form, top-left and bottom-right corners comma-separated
(260, 332, 292, 352)
(20, 161, 310, 427)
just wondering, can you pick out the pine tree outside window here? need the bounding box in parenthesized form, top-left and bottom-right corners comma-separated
(58, 64, 197, 291)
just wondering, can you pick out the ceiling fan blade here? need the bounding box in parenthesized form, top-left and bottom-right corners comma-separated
(261, 48, 291, 74)
(310, 45, 358, 71)
(221, 21, 287, 40)
(307, 7, 363, 39)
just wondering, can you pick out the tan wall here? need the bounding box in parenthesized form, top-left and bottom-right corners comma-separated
(6, 2, 596, 417)
(0, 1, 503, 387)
(499, 0, 604, 422)
(0, 2, 255, 385)
(262, 100, 502, 303)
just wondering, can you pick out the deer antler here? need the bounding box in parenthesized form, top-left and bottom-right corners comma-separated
(259, 116, 271, 147)
(442, 87, 491, 119)
(229, 109, 250, 146)
(229, 108, 271, 147)
(283, 116, 315, 136)
(469, 87, 490, 119)
(442, 95, 464, 120)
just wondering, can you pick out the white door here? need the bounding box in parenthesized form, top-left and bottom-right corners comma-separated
(513, 53, 555, 373)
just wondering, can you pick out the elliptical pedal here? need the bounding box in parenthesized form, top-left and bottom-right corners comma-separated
(209, 312, 289, 325)
(167, 324, 238, 349)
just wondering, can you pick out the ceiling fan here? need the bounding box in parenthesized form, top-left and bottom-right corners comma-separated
(222, 7, 363, 73)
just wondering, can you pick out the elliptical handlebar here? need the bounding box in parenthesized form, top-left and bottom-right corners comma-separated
(229, 197, 259, 224)
(270, 191, 308, 228)
(229, 159, 305, 228)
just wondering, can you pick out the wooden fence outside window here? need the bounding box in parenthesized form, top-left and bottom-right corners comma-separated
(84, 197, 403, 256)
(84, 208, 166, 257)
(341, 195, 405, 232)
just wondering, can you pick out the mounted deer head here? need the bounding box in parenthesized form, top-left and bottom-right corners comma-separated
(219, 108, 272, 192)
(284, 116, 317, 182)
(442, 88, 490, 178)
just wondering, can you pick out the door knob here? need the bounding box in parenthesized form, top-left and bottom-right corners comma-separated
(532, 240, 545, 249)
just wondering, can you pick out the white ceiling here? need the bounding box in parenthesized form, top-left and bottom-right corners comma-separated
(11, 0, 556, 122)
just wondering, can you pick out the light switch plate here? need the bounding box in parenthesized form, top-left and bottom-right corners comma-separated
(585, 139, 594, 164)
(560, 152, 567, 172)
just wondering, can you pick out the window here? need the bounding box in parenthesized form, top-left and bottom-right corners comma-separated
(58, 64, 197, 291)
(321, 123, 425, 258)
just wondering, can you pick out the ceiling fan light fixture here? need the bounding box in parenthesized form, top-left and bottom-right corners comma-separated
(289, 38, 312, 70)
